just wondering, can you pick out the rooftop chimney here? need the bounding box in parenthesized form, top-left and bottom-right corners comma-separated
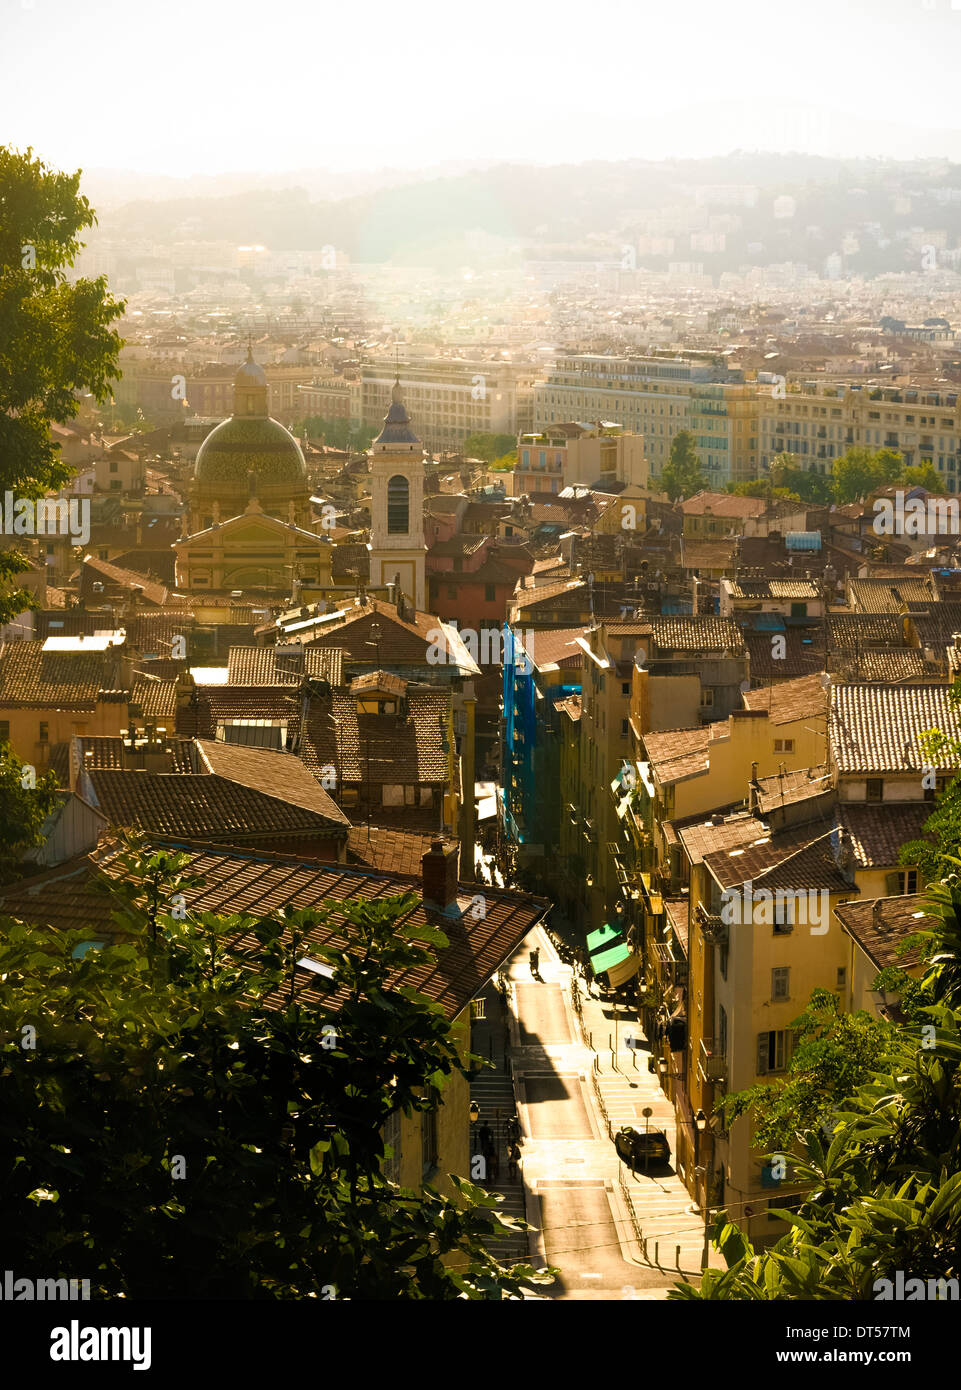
(422, 837, 459, 912)
(872, 899, 885, 933)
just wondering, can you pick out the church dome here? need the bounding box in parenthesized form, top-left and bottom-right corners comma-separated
(193, 345, 306, 487)
(194, 414, 307, 486)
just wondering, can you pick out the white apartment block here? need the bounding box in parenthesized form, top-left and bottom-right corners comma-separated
(759, 381, 961, 490)
(534, 355, 759, 487)
(359, 361, 537, 450)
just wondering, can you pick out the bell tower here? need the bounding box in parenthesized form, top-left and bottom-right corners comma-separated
(368, 377, 426, 611)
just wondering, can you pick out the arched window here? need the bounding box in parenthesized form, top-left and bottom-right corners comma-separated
(387, 474, 409, 535)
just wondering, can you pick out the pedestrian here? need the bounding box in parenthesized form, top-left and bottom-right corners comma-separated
(530, 947, 540, 979)
(478, 1121, 493, 1155)
(486, 1145, 500, 1184)
(507, 1142, 521, 1179)
(506, 1114, 520, 1145)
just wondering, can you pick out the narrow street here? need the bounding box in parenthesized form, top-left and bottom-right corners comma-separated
(472, 921, 723, 1300)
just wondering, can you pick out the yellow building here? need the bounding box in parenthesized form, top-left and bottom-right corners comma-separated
(175, 498, 334, 594)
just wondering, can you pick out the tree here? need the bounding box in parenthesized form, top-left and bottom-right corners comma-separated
(769, 453, 836, 505)
(463, 433, 516, 462)
(726, 479, 801, 502)
(0, 744, 60, 883)
(300, 415, 374, 452)
(831, 446, 902, 503)
(0, 842, 552, 1299)
(490, 450, 518, 471)
(671, 874, 961, 1300)
(718, 990, 893, 1152)
(0, 147, 124, 624)
(901, 463, 945, 492)
(659, 430, 707, 501)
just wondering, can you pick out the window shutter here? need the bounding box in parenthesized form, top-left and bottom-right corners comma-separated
(757, 1031, 769, 1075)
(884, 871, 902, 895)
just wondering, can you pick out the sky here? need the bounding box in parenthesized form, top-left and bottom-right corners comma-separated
(3, 0, 961, 179)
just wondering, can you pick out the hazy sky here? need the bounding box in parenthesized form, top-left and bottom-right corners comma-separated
(4, 0, 961, 177)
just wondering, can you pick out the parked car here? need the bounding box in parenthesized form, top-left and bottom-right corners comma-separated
(614, 1125, 670, 1168)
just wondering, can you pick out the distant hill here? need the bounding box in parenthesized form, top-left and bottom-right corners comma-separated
(91, 154, 961, 276)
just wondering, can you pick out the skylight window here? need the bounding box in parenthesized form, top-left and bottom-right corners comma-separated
(296, 956, 335, 979)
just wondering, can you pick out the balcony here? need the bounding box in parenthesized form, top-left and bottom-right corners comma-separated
(698, 1037, 728, 1085)
(696, 901, 728, 946)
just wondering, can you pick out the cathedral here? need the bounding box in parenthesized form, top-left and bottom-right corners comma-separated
(176, 349, 332, 593)
(176, 353, 427, 610)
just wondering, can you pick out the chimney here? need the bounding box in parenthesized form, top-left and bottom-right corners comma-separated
(422, 837, 459, 912)
(872, 899, 885, 933)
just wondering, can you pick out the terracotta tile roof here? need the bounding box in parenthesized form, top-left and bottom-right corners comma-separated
(834, 894, 929, 971)
(835, 647, 937, 682)
(681, 492, 772, 518)
(195, 739, 349, 825)
(849, 576, 933, 614)
(742, 672, 828, 725)
(300, 685, 451, 788)
(276, 600, 465, 669)
(349, 670, 408, 698)
(227, 646, 343, 686)
(0, 641, 114, 710)
(908, 602, 961, 651)
(677, 812, 768, 865)
(754, 765, 832, 814)
(511, 578, 586, 609)
(176, 688, 301, 738)
(525, 627, 586, 668)
(643, 725, 712, 784)
(86, 764, 348, 840)
(80, 555, 170, 608)
(650, 615, 744, 654)
(346, 825, 438, 876)
(131, 672, 178, 721)
(679, 537, 738, 571)
(703, 825, 852, 893)
(836, 802, 932, 868)
(745, 629, 825, 679)
(0, 840, 550, 1022)
(826, 613, 906, 648)
(830, 683, 961, 774)
(726, 578, 820, 600)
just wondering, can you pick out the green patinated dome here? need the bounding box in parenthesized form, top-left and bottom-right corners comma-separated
(194, 414, 307, 487)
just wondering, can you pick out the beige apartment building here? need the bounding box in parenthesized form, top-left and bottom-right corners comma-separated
(359, 360, 537, 451)
(112, 360, 316, 423)
(512, 422, 648, 496)
(533, 354, 759, 487)
(759, 381, 961, 489)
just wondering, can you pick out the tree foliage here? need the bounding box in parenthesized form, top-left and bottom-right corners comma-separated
(464, 432, 516, 462)
(0, 744, 61, 883)
(0, 842, 552, 1299)
(659, 429, 707, 501)
(0, 146, 125, 623)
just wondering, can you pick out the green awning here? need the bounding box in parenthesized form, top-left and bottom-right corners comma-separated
(591, 941, 633, 974)
(587, 923, 623, 955)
